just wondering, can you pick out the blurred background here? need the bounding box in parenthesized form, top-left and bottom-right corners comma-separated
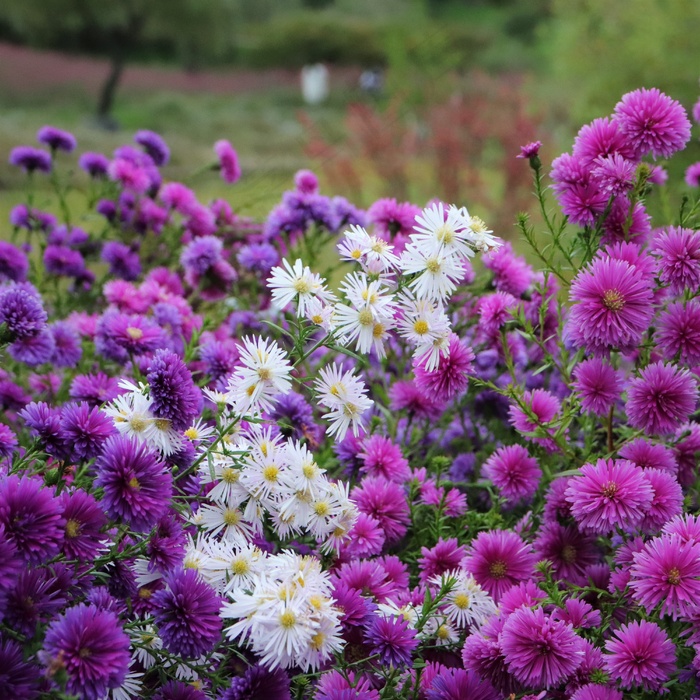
(0, 0, 699, 231)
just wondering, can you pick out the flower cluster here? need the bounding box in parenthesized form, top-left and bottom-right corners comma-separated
(2, 85, 700, 700)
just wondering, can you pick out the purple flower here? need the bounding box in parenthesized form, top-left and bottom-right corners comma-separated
(0, 283, 47, 342)
(135, 129, 170, 166)
(0, 241, 28, 282)
(360, 435, 411, 483)
(49, 320, 83, 367)
(482, 242, 533, 296)
(153, 681, 208, 700)
(79, 151, 110, 177)
(618, 438, 677, 474)
(0, 637, 40, 700)
(482, 444, 541, 503)
(19, 400, 69, 458)
(181, 235, 223, 274)
(685, 162, 700, 187)
(160, 182, 198, 214)
(94, 435, 172, 532)
(101, 241, 141, 281)
(214, 139, 241, 183)
(147, 349, 202, 432)
(572, 357, 623, 415)
(565, 459, 653, 534)
(426, 667, 498, 700)
(8, 328, 55, 366)
(42, 604, 130, 700)
(0, 424, 17, 461)
(653, 226, 700, 294)
(418, 538, 466, 584)
(43, 244, 85, 277)
(0, 474, 65, 564)
(95, 310, 164, 362)
(567, 256, 654, 354)
(613, 87, 691, 159)
(147, 513, 186, 573)
(152, 568, 222, 658)
(60, 490, 107, 560)
(657, 300, 700, 365)
(37, 125, 76, 152)
(237, 242, 279, 273)
(462, 530, 537, 602)
(500, 606, 584, 689)
(364, 614, 418, 667)
(332, 195, 367, 229)
(269, 391, 320, 445)
(222, 664, 291, 700)
(60, 401, 116, 461)
(603, 619, 675, 691)
(626, 361, 697, 435)
(69, 372, 121, 406)
(517, 141, 542, 159)
(9, 146, 51, 173)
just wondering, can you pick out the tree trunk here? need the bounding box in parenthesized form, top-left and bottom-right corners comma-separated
(96, 53, 124, 129)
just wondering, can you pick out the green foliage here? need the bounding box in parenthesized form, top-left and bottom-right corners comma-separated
(0, 0, 237, 66)
(543, 0, 700, 122)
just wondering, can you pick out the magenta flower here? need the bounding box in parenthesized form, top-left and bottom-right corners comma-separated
(572, 116, 636, 165)
(603, 619, 675, 691)
(508, 389, 561, 451)
(639, 467, 683, 533)
(359, 435, 411, 483)
(352, 476, 410, 544)
(630, 533, 700, 619)
(625, 361, 697, 435)
(652, 226, 700, 294)
(618, 438, 677, 474)
(214, 139, 241, 184)
(414, 333, 474, 403)
(568, 256, 653, 354)
(42, 604, 130, 700)
(534, 522, 601, 586)
(572, 357, 623, 415)
(462, 530, 537, 602)
(565, 459, 653, 534)
(482, 444, 541, 503)
(657, 300, 700, 366)
(613, 87, 691, 159)
(500, 606, 584, 689)
(685, 162, 700, 187)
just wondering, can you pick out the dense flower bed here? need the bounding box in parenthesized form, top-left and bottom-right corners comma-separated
(1, 87, 700, 700)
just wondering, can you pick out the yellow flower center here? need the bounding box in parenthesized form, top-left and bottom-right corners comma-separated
(223, 509, 241, 526)
(128, 477, 140, 490)
(314, 501, 330, 516)
(436, 225, 455, 244)
(257, 367, 272, 381)
(65, 519, 81, 538)
(130, 416, 149, 433)
(154, 418, 171, 431)
(263, 465, 280, 483)
(232, 559, 250, 575)
(413, 319, 429, 335)
(668, 567, 681, 586)
(489, 560, 508, 579)
(454, 593, 470, 610)
(603, 289, 625, 311)
(358, 309, 374, 326)
(279, 610, 296, 628)
(293, 278, 311, 294)
(222, 467, 240, 484)
(310, 632, 326, 650)
(426, 257, 441, 273)
(126, 327, 143, 340)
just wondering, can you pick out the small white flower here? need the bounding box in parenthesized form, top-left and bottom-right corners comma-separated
(226, 336, 292, 414)
(267, 258, 333, 316)
(400, 241, 465, 302)
(413, 202, 475, 259)
(314, 364, 373, 440)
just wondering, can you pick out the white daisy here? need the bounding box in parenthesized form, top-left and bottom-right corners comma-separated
(226, 336, 292, 414)
(267, 258, 332, 316)
(400, 240, 465, 302)
(412, 202, 475, 259)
